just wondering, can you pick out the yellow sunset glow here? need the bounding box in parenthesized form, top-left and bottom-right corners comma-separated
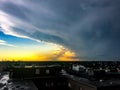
(0, 44, 78, 61)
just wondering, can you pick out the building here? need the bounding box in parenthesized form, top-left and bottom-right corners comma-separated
(4, 62, 120, 90)
(9, 65, 62, 79)
(9, 65, 69, 90)
(65, 74, 120, 90)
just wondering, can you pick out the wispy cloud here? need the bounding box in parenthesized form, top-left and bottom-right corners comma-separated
(0, 40, 16, 47)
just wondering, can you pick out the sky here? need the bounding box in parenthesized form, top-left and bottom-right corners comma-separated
(0, 0, 120, 61)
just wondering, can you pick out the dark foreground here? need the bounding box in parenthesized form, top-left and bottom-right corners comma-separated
(1, 61, 120, 90)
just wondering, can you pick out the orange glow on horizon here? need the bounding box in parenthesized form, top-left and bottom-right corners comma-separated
(0, 45, 79, 61)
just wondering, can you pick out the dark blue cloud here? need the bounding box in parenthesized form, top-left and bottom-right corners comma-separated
(0, 1, 30, 21)
(0, 0, 120, 60)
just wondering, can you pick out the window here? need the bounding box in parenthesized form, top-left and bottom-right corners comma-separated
(68, 82, 71, 88)
(35, 69, 40, 74)
(46, 69, 50, 74)
(79, 87, 85, 90)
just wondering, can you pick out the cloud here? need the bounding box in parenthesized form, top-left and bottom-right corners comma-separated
(0, 0, 120, 60)
(0, 40, 16, 47)
(0, 40, 5, 43)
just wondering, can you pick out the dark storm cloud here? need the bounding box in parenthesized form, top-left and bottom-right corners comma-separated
(0, 1, 30, 20)
(0, 0, 120, 60)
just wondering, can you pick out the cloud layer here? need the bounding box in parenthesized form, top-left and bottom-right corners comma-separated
(0, 39, 16, 47)
(0, 0, 120, 60)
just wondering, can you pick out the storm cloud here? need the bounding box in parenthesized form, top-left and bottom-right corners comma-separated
(0, 0, 120, 60)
